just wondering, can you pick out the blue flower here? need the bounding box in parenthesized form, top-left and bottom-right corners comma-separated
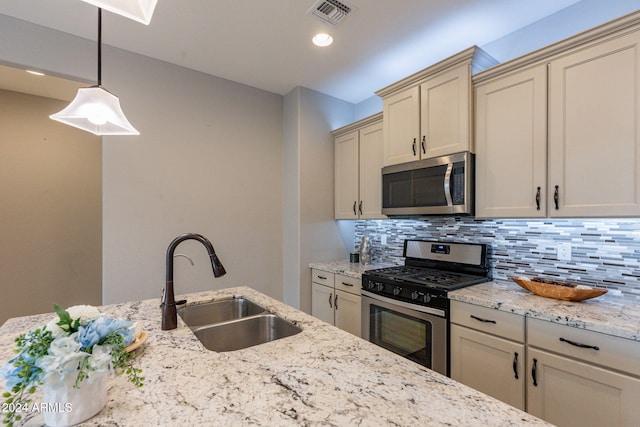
(0, 362, 23, 389)
(78, 316, 135, 349)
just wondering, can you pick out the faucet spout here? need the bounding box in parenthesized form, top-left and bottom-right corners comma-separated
(161, 233, 226, 330)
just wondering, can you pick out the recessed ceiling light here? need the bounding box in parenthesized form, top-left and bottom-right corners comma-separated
(26, 70, 45, 76)
(312, 33, 334, 47)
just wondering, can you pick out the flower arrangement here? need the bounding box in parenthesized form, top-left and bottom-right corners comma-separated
(1, 305, 144, 426)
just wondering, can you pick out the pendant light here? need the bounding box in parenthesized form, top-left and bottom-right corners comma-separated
(50, 8, 139, 135)
(79, 0, 157, 25)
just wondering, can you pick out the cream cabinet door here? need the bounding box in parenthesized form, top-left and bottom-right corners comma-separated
(420, 64, 471, 158)
(382, 86, 420, 166)
(450, 325, 525, 411)
(475, 64, 548, 218)
(311, 282, 334, 325)
(358, 121, 385, 219)
(548, 30, 640, 217)
(334, 130, 359, 219)
(527, 347, 640, 427)
(334, 289, 361, 337)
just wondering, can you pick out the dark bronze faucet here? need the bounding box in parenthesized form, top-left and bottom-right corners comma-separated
(161, 233, 226, 330)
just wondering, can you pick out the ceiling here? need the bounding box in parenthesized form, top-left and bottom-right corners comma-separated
(0, 0, 583, 103)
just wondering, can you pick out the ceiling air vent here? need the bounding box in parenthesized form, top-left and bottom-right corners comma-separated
(308, 0, 357, 25)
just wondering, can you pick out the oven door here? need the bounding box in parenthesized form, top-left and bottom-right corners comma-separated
(361, 291, 448, 376)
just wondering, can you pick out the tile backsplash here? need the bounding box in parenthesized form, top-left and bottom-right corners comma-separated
(354, 218, 640, 301)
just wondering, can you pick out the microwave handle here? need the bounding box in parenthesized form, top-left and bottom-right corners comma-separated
(443, 163, 453, 207)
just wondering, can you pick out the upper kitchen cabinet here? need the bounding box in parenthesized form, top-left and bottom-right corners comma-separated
(548, 30, 640, 217)
(475, 12, 640, 218)
(376, 47, 498, 167)
(475, 64, 548, 218)
(333, 113, 386, 220)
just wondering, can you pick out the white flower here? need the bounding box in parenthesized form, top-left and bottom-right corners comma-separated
(88, 344, 114, 376)
(37, 334, 89, 385)
(66, 305, 101, 325)
(45, 305, 101, 337)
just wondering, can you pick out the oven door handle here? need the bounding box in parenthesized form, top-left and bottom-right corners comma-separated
(362, 291, 446, 318)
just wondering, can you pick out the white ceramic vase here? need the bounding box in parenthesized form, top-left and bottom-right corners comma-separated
(42, 373, 107, 427)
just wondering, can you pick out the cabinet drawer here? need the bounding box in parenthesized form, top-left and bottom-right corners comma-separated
(528, 318, 640, 377)
(311, 269, 334, 287)
(450, 301, 524, 342)
(335, 274, 360, 295)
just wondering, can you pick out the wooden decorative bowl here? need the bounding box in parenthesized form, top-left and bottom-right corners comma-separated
(510, 277, 608, 302)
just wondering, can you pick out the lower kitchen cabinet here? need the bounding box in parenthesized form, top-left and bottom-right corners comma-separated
(450, 325, 525, 410)
(311, 280, 334, 325)
(527, 318, 640, 427)
(527, 347, 640, 427)
(450, 301, 525, 410)
(311, 269, 361, 337)
(451, 303, 640, 425)
(333, 289, 360, 336)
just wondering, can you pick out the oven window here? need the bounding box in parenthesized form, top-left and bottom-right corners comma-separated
(370, 305, 433, 368)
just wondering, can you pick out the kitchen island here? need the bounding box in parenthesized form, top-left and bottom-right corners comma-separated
(0, 287, 547, 426)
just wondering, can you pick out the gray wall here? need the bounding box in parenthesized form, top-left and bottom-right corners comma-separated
(283, 87, 354, 311)
(0, 16, 286, 305)
(481, 0, 640, 62)
(0, 89, 101, 323)
(352, 0, 640, 122)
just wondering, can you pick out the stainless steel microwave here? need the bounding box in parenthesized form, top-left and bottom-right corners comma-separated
(381, 151, 474, 216)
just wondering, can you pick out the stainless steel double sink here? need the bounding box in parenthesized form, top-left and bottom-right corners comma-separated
(178, 297, 302, 352)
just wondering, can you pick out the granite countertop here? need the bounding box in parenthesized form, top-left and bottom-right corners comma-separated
(450, 280, 640, 342)
(309, 260, 395, 279)
(0, 286, 547, 426)
(311, 261, 640, 342)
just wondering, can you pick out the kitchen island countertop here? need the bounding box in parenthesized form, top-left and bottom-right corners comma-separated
(0, 286, 547, 426)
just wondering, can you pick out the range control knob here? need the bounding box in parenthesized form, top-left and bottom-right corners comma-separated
(411, 291, 431, 303)
(375, 282, 384, 292)
(393, 286, 402, 296)
(365, 281, 375, 290)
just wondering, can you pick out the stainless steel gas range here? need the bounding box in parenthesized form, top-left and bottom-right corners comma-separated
(361, 239, 489, 376)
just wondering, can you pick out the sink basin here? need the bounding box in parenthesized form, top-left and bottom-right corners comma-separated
(193, 314, 302, 352)
(178, 298, 265, 329)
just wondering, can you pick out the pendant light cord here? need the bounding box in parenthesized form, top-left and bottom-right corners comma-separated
(97, 8, 102, 86)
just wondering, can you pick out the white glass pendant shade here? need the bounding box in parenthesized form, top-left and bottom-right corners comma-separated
(80, 0, 157, 25)
(50, 86, 139, 135)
